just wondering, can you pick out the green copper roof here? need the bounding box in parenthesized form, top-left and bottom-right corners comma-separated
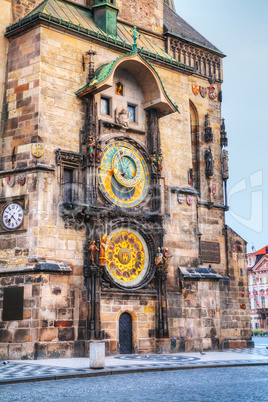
(75, 51, 179, 113)
(5, 0, 193, 72)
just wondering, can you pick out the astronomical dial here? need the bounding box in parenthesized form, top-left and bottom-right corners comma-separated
(98, 141, 149, 208)
(2, 203, 24, 230)
(105, 228, 149, 288)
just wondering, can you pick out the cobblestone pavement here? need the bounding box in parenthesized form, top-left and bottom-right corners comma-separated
(1, 337, 268, 385)
(1, 366, 268, 401)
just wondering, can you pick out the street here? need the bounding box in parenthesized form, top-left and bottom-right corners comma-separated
(1, 365, 268, 402)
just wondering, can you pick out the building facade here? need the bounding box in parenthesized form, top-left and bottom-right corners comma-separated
(0, 0, 252, 360)
(248, 246, 268, 330)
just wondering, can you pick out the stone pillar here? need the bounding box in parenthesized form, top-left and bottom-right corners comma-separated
(90, 341, 105, 369)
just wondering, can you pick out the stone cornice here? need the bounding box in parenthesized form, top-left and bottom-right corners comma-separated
(0, 164, 55, 177)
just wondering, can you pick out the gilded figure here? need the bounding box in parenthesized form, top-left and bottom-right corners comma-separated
(87, 138, 95, 163)
(89, 241, 99, 265)
(99, 234, 107, 266)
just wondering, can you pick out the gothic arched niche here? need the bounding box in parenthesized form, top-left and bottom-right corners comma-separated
(113, 67, 145, 129)
(189, 101, 199, 190)
(77, 53, 178, 118)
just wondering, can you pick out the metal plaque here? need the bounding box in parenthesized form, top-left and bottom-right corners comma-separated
(3, 287, 24, 321)
(201, 241, 220, 264)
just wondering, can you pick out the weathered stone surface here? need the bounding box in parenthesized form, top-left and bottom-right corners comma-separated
(14, 329, 30, 343)
(0, 0, 251, 359)
(90, 341, 105, 369)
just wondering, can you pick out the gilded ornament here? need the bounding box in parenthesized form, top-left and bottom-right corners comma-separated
(31, 143, 44, 158)
(105, 229, 148, 286)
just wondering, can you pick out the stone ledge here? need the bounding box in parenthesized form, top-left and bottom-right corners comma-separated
(0, 341, 89, 360)
(179, 266, 224, 280)
(222, 340, 255, 349)
(0, 261, 72, 275)
(0, 164, 55, 177)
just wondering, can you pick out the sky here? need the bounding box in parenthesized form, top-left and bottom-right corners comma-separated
(173, 0, 268, 252)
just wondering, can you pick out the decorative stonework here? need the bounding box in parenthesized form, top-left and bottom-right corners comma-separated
(55, 149, 85, 167)
(170, 38, 222, 81)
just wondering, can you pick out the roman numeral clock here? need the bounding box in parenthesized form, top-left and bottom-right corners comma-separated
(1, 203, 24, 231)
(97, 140, 153, 290)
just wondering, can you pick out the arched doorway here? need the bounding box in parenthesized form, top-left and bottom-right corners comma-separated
(119, 312, 132, 354)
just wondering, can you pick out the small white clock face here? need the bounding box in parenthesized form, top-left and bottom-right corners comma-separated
(2, 203, 24, 230)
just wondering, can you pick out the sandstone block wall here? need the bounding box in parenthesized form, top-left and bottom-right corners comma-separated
(101, 293, 156, 355)
(167, 280, 221, 352)
(0, 2, 251, 358)
(0, 273, 87, 360)
(116, 0, 164, 34)
(220, 227, 252, 343)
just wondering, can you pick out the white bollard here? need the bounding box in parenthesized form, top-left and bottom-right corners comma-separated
(90, 341, 105, 369)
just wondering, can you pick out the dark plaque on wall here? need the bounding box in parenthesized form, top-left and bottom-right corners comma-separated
(201, 241, 220, 264)
(3, 287, 24, 321)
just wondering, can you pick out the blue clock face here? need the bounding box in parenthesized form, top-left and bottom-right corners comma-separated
(98, 141, 149, 208)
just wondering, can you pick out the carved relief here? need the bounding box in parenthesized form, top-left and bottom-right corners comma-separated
(115, 107, 130, 128)
(222, 149, 229, 180)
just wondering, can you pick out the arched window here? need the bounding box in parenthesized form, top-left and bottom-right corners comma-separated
(189, 101, 199, 190)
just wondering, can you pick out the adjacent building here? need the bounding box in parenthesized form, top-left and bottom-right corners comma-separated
(248, 246, 268, 330)
(0, 0, 252, 360)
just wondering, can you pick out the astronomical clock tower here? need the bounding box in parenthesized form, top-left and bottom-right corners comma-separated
(74, 40, 178, 351)
(0, 0, 252, 358)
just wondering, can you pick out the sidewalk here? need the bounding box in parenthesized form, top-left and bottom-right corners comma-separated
(1, 338, 268, 385)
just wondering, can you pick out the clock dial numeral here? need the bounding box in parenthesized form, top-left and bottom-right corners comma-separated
(2, 203, 24, 230)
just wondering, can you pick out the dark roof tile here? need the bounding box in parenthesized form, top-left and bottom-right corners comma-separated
(163, 3, 223, 54)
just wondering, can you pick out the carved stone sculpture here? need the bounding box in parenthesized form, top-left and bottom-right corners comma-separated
(155, 247, 163, 268)
(222, 149, 229, 180)
(157, 153, 163, 173)
(115, 107, 129, 128)
(163, 247, 172, 270)
(205, 146, 214, 178)
(99, 234, 107, 266)
(87, 138, 95, 164)
(89, 241, 99, 265)
(151, 152, 157, 175)
(95, 140, 102, 164)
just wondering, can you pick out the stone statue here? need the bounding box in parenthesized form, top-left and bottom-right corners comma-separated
(99, 234, 107, 266)
(89, 241, 99, 265)
(87, 138, 95, 164)
(205, 146, 214, 178)
(115, 107, 129, 128)
(222, 149, 229, 180)
(151, 152, 157, 175)
(163, 247, 172, 270)
(157, 153, 163, 173)
(95, 140, 102, 164)
(155, 247, 163, 268)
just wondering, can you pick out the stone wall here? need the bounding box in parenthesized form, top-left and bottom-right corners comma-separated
(0, 0, 12, 128)
(167, 279, 221, 352)
(0, 3, 251, 359)
(219, 227, 252, 347)
(116, 0, 163, 34)
(1, 27, 41, 171)
(0, 272, 87, 360)
(101, 293, 156, 355)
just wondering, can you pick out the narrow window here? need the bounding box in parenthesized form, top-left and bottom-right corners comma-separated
(3, 287, 24, 321)
(128, 104, 136, 122)
(101, 97, 110, 115)
(63, 168, 74, 203)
